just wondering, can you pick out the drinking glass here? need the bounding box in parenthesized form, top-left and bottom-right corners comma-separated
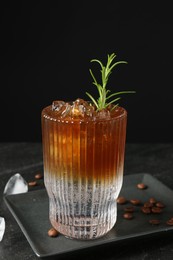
(41, 101, 127, 240)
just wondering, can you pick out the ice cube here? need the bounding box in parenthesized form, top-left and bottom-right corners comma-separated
(60, 103, 71, 118)
(52, 100, 72, 118)
(71, 98, 95, 118)
(52, 100, 65, 111)
(3, 173, 28, 196)
(0, 217, 5, 242)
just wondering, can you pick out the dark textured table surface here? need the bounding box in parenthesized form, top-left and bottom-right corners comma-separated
(0, 142, 173, 260)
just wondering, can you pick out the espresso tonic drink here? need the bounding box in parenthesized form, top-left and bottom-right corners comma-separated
(42, 99, 127, 240)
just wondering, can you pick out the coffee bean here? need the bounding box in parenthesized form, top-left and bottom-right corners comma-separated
(143, 202, 153, 208)
(130, 199, 141, 205)
(149, 219, 161, 225)
(117, 196, 127, 204)
(48, 227, 59, 237)
(151, 207, 163, 214)
(123, 213, 133, 219)
(166, 219, 173, 226)
(137, 183, 147, 189)
(124, 206, 135, 213)
(35, 173, 43, 179)
(141, 207, 151, 214)
(156, 202, 165, 208)
(149, 197, 157, 204)
(28, 181, 37, 187)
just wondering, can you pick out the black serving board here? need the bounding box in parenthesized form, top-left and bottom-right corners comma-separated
(4, 173, 173, 258)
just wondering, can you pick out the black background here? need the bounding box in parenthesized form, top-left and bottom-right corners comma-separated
(1, 1, 173, 142)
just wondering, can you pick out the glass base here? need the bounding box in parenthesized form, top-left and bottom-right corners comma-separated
(50, 211, 117, 240)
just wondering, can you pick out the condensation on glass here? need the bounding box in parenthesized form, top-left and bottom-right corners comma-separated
(41, 100, 127, 240)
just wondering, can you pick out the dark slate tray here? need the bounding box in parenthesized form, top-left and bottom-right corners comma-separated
(4, 173, 173, 258)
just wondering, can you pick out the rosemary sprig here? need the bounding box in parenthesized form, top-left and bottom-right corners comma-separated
(86, 53, 135, 110)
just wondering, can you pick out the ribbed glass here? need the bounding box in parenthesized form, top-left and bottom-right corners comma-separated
(41, 106, 127, 240)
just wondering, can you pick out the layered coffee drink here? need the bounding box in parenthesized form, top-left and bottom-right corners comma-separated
(42, 98, 127, 239)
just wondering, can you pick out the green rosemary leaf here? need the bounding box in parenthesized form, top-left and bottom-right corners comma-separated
(86, 92, 98, 108)
(106, 97, 121, 107)
(90, 59, 103, 69)
(111, 103, 119, 110)
(106, 91, 136, 100)
(89, 69, 98, 85)
(109, 61, 128, 72)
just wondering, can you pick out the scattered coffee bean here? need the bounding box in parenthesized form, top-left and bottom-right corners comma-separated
(143, 202, 153, 208)
(48, 227, 59, 237)
(166, 218, 173, 226)
(118, 185, 170, 228)
(166, 220, 173, 226)
(124, 206, 135, 213)
(149, 219, 161, 225)
(151, 207, 163, 214)
(137, 183, 147, 190)
(35, 173, 43, 179)
(156, 202, 165, 208)
(117, 196, 127, 204)
(149, 197, 157, 204)
(130, 199, 141, 205)
(28, 181, 37, 187)
(123, 213, 133, 219)
(141, 206, 151, 214)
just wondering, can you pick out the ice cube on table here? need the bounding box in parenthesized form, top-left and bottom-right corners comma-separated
(3, 173, 28, 196)
(0, 217, 5, 241)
